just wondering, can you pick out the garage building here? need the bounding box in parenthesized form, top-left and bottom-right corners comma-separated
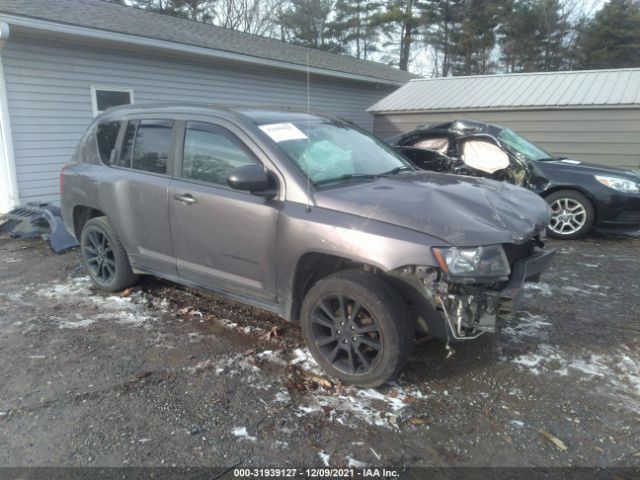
(0, 0, 413, 212)
(369, 69, 640, 170)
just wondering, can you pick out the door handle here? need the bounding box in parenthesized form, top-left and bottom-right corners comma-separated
(173, 193, 197, 205)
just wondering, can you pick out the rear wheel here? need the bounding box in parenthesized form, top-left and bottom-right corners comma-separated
(300, 270, 413, 387)
(545, 190, 595, 240)
(80, 216, 139, 291)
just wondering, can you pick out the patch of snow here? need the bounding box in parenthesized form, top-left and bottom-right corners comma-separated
(58, 318, 96, 329)
(524, 282, 553, 296)
(502, 313, 551, 341)
(28, 277, 155, 328)
(232, 426, 257, 442)
(318, 451, 331, 466)
(506, 345, 640, 413)
(346, 456, 367, 468)
(290, 348, 323, 375)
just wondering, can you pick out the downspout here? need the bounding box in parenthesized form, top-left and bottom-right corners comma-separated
(0, 21, 18, 213)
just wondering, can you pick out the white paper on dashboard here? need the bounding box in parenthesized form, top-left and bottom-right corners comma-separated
(259, 123, 308, 143)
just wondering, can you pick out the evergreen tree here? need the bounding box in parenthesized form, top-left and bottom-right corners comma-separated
(424, 0, 464, 77)
(373, 0, 424, 71)
(332, 0, 382, 60)
(279, 0, 342, 51)
(576, 0, 640, 69)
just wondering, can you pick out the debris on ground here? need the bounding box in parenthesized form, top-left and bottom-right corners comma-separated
(539, 429, 568, 451)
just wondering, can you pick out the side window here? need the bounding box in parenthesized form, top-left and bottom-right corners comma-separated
(118, 120, 173, 174)
(182, 122, 261, 186)
(96, 121, 120, 164)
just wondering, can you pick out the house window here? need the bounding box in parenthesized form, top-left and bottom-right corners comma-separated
(91, 86, 133, 116)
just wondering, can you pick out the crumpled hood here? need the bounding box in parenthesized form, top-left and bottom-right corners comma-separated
(314, 172, 551, 247)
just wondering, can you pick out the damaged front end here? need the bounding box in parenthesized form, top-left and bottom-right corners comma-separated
(390, 236, 555, 341)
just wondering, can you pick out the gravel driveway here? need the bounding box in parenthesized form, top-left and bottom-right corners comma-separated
(0, 233, 639, 469)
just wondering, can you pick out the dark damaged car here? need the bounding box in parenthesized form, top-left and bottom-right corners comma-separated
(390, 120, 640, 239)
(61, 105, 555, 387)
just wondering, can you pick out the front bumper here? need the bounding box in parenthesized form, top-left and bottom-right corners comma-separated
(500, 247, 557, 311)
(435, 248, 556, 341)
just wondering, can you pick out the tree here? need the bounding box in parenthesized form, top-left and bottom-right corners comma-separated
(373, 0, 424, 71)
(213, 0, 285, 36)
(424, 0, 464, 77)
(498, 0, 543, 72)
(448, 0, 504, 75)
(279, 0, 341, 51)
(576, 0, 640, 69)
(332, 0, 383, 59)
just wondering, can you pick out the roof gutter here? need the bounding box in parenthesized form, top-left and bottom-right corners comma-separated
(368, 105, 640, 114)
(0, 13, 405, 87)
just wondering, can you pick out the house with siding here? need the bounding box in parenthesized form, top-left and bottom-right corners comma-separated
(369, 69, 640, 170)
(0, 0, 414, 213)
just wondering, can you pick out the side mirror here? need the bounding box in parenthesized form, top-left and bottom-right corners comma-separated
(227, 165, 276, 196)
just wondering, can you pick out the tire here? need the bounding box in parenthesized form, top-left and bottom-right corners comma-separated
(300, 270, 414, 387)
(80, 216, 139, 292)
(545, 190, 595, 240)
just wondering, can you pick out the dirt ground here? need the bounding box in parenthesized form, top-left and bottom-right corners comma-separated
(0, 232, 639, 469)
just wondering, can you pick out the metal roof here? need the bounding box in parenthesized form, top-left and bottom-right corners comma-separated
(0, 0, 416, 85)
(368, 69, 640, 112)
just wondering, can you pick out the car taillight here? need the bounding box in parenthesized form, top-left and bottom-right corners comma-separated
(59, 164, 67, 193)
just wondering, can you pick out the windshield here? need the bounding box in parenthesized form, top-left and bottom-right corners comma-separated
(497, 128, 555, 161)
(258, 119, 412, 186)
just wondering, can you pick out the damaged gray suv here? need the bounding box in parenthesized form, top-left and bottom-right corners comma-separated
(61, 105, 555, 387)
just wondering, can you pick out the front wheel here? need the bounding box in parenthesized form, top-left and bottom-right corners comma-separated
(300, 270, 414, 387)
(80, 216, 139, 292)
(545, 190, 595, 240)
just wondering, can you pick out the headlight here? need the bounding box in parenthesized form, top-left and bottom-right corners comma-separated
(432, 244, 510, 277)
(595, 175, 640, 194)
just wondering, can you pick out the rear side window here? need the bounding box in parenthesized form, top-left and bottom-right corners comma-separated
(118, 120, 173, 174)
(182, 122, 261, 185)
(96, 121, 120, 164)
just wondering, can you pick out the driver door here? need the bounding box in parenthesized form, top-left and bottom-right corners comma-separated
(168, 120, 280, 302)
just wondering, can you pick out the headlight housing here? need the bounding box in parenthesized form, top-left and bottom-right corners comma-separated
(433, 245, 510, 278)
(595, 175, 640, 194)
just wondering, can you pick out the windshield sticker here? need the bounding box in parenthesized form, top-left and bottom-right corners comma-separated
(259, 123, 308, 143)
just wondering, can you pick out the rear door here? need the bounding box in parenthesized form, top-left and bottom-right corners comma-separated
(99, 118, 178, 277)
(168, 119, 280, 302)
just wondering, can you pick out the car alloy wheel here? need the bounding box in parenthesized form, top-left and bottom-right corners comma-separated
(310, 294, 383, 376)
(83, 227, 117, 284)
(548, 197, 587, 236)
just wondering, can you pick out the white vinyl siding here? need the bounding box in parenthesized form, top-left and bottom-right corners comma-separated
(3, 32, 396, 205)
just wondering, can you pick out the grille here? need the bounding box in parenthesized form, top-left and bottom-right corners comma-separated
(503, 240, 534, 266)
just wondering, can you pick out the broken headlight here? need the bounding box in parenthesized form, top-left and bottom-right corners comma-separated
(432, 244, 510, 278)
(595, 175, 640, 194)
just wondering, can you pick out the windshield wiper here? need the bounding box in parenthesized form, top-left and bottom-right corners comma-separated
(380, 165, 415, 176)
(313, 173, 379, 186)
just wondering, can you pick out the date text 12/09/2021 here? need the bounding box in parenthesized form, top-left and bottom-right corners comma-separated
(233, 468, 400, 478)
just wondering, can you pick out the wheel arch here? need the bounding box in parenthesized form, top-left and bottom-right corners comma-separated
(288, 252, 382, 323)
(72, 205, 106, 240)
(540, 185, 599, 224)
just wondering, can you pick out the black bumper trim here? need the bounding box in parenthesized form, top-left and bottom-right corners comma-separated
(500, 248, 557, 309)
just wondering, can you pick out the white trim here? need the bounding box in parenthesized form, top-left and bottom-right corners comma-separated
(0, 22, 18, 213)
(0, 14, 406, 87)
(90, 84, 134, 116)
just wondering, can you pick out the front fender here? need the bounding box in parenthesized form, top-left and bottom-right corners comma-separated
(276, 202, 448, 306)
